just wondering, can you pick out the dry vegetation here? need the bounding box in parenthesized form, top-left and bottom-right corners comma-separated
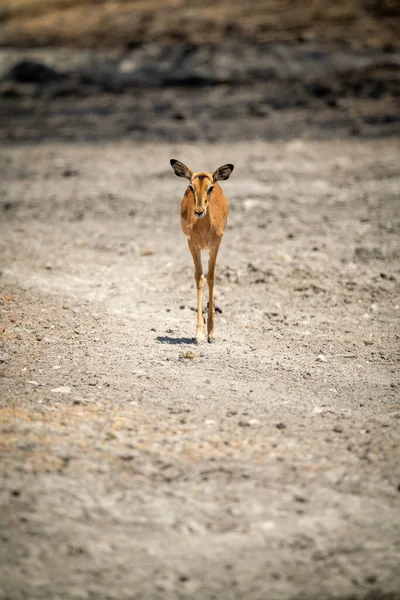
(0, 0, 399, 48)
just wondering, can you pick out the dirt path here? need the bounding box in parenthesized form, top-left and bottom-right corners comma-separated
(0, 139, 399, 599)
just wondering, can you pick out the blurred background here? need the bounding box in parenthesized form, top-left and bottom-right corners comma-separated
(0, 0, 399, 141)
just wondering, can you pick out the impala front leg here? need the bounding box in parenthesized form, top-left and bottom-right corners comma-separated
(188, 241, 205, 343)
(207, 242, 220, 343)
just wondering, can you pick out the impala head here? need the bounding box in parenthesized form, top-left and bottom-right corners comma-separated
(170, 159, 234, 219)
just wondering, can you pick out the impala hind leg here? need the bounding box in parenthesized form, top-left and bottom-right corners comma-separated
(188, 241, 206, 343)
(207, 242, 220, 343)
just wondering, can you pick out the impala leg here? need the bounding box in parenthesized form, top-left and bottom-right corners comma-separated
(188, 241, 205, 343)
(207, 241, 220, 343)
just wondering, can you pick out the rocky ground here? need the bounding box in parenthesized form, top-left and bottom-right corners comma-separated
(0, 1, 399, 599)
(1, 0, 400, 143)
(0, 139, 399, 599)
(0, 41, 399, 143)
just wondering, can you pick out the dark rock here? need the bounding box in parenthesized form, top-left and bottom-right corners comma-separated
(0, 83, 21, 98)
(5, 60, 64, 84)
(62, 168, 79, 178)
(2, 200, 19, 211)
(247, 102, 269, 117)
(305, 81, 335, 98)
(172, 111, 185, 121)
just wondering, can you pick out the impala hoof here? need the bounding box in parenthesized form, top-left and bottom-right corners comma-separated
(195, 334, 206, 345)
(207, 335, 216, 344)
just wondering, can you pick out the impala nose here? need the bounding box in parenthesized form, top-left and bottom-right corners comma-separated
(195, 209, 205, 217)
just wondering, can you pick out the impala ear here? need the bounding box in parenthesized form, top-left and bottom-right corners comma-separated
(213, 163, 234, 182)
(170, 159, 193, 180)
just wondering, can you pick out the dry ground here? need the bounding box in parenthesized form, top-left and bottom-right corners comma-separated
(0, 138, 399, 599)
(1, 0, 399, 597)
(0, 0, 399, 49)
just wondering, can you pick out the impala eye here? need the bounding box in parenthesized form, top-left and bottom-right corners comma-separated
(208, 186, 214, 194)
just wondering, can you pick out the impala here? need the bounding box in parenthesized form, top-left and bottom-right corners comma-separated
(170, 159, 234, 343)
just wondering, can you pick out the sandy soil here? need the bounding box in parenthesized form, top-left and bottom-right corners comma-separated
(0, 138, 399, 599)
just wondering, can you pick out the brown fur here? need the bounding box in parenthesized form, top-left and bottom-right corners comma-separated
(170, 159, 234, 343)
(180, 175, 228, 249)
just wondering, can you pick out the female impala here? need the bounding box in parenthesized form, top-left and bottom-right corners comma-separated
(170, 159, 234, 343)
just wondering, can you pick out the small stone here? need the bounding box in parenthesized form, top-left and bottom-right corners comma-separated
(50, 386, 71, 394)
(333, 425, 343, 433)
(316, 354, 327, 362)
(62, 168, 79, 178)
(260, 521, 275, 532)
(294, 495, 308, 503)
(229, 507, 242, 517)
(276, 422, 286, 430)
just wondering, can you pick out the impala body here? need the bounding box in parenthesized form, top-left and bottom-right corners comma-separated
(170, 159, 234, 343)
